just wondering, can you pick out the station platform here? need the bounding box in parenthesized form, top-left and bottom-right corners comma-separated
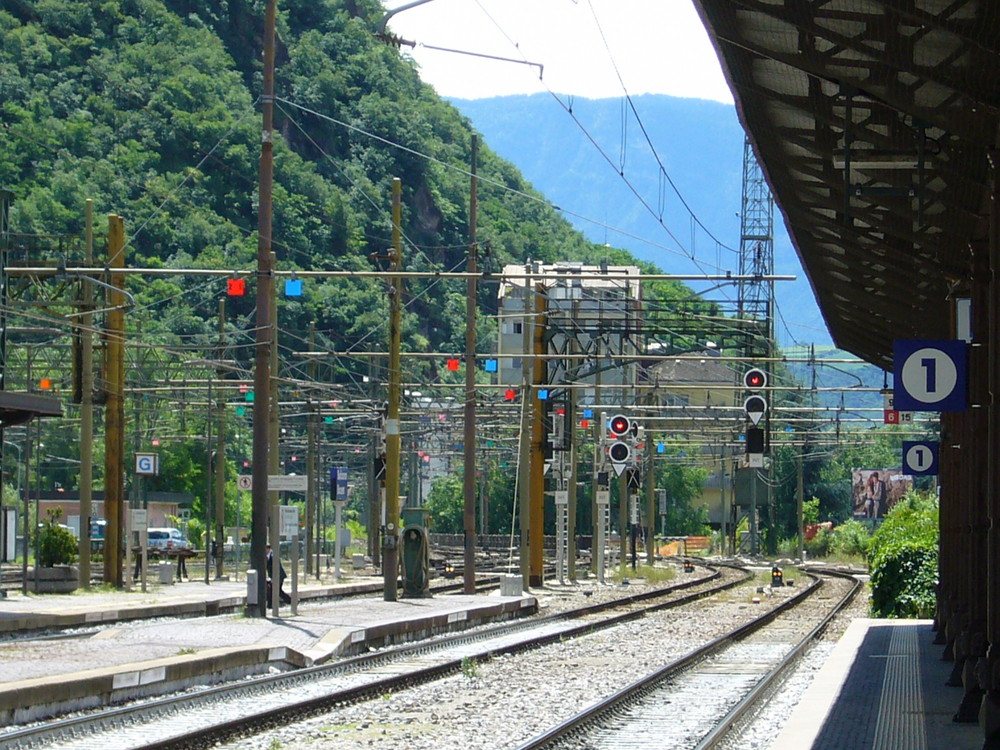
(0, 576, 536, 725)
(771, 619, 983, 750)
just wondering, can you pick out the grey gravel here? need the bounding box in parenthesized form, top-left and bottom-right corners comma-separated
(225, 564, 867, 750)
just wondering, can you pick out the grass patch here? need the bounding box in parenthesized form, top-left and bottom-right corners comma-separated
(611, 564, 676, 584)
(460, 656, 479, 679)
(70, 583, 120, 595)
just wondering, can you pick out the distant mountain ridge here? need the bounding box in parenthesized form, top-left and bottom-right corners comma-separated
(448, 93, 833, 349)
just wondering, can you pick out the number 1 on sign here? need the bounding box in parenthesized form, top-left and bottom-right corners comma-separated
(901, 348, 958, 403)
(921, 357, 936, 393)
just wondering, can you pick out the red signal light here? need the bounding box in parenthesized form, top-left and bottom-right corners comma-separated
(609, 414, 630, 437)
(743, 368, 767, 390)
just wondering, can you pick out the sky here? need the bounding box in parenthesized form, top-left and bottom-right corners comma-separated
(383, 0, 734, 103)
(382, 0, 832, 347)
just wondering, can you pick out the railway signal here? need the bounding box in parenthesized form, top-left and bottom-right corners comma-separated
(607, 414, 632, 476)
(743, 368, 768, 462)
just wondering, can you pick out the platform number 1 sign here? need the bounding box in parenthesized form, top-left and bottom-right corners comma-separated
(893, 339, 967, 412)
(902, 441, 939, 476)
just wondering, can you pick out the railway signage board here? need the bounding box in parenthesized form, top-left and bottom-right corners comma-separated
(130, 509, 148, 532)
(903, 441, 939, 476)
(280, 505, 300, 538)
(268, 474, 308, 492)
(237, 475, 253, 491)
(330, 466, 348, 504)
(135, 452, 159, 476)
(882, 392, 912, 424)
(893, 339, 967, 412)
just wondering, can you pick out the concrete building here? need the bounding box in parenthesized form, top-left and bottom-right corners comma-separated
(496, 262, 642, 407)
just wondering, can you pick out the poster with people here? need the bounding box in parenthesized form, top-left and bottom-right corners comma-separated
(852, 469, 913, 519)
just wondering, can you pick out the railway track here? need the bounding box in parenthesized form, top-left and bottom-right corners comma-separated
(0, 562, 745, 749)
(516, 568, 862, 750)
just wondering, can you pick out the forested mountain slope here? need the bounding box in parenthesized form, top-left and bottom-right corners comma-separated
(1, 0, 695, 371)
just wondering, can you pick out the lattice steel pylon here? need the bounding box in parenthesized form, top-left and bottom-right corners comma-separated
(737, 137, 775, 359)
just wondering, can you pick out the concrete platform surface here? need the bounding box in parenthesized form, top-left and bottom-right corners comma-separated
(0, 577, 536, 725)
(771, 619, 983, 750)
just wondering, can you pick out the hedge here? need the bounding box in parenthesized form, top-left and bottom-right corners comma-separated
(867, 492, 938, 618)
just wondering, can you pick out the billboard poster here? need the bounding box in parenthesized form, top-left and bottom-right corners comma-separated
(852, 469, 913, 519)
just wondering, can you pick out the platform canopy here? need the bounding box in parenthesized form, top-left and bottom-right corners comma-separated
(0, 391, 62, 427)
(693, 0, 1000, 367)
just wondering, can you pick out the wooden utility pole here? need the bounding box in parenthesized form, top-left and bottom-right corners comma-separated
(205, 373, 213, 586)
(104, 214, 126, 588)
(78, 200, 95, 588)
(215, 299, 226, 579)
(306, 324, 316, 576)
(383, 177, 403, 602)
(368, 350, 380, 568)
(250, 0, 277, 615)
(462, 135, 478, 594)
(268, 250, 280, 616)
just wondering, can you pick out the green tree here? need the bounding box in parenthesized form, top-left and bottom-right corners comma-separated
(424, 473, 463, 534)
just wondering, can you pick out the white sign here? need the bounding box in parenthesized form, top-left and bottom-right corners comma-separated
(268, 474, 308, 492)
(237, 475, 253, 491)
(554, 490, 568, 505)
(595, 490, 610, 506)
(280, 505, 300, 537)
(130, 509, 148, 531)
(956, 298, 972, 343)
(135, 453, 158, 476)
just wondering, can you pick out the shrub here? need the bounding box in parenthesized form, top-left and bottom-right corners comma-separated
(37, 519, 78, 567)
(867, 491, 938, 618)
(829, 519, 871, 558)
(804, 525, 832, 558)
